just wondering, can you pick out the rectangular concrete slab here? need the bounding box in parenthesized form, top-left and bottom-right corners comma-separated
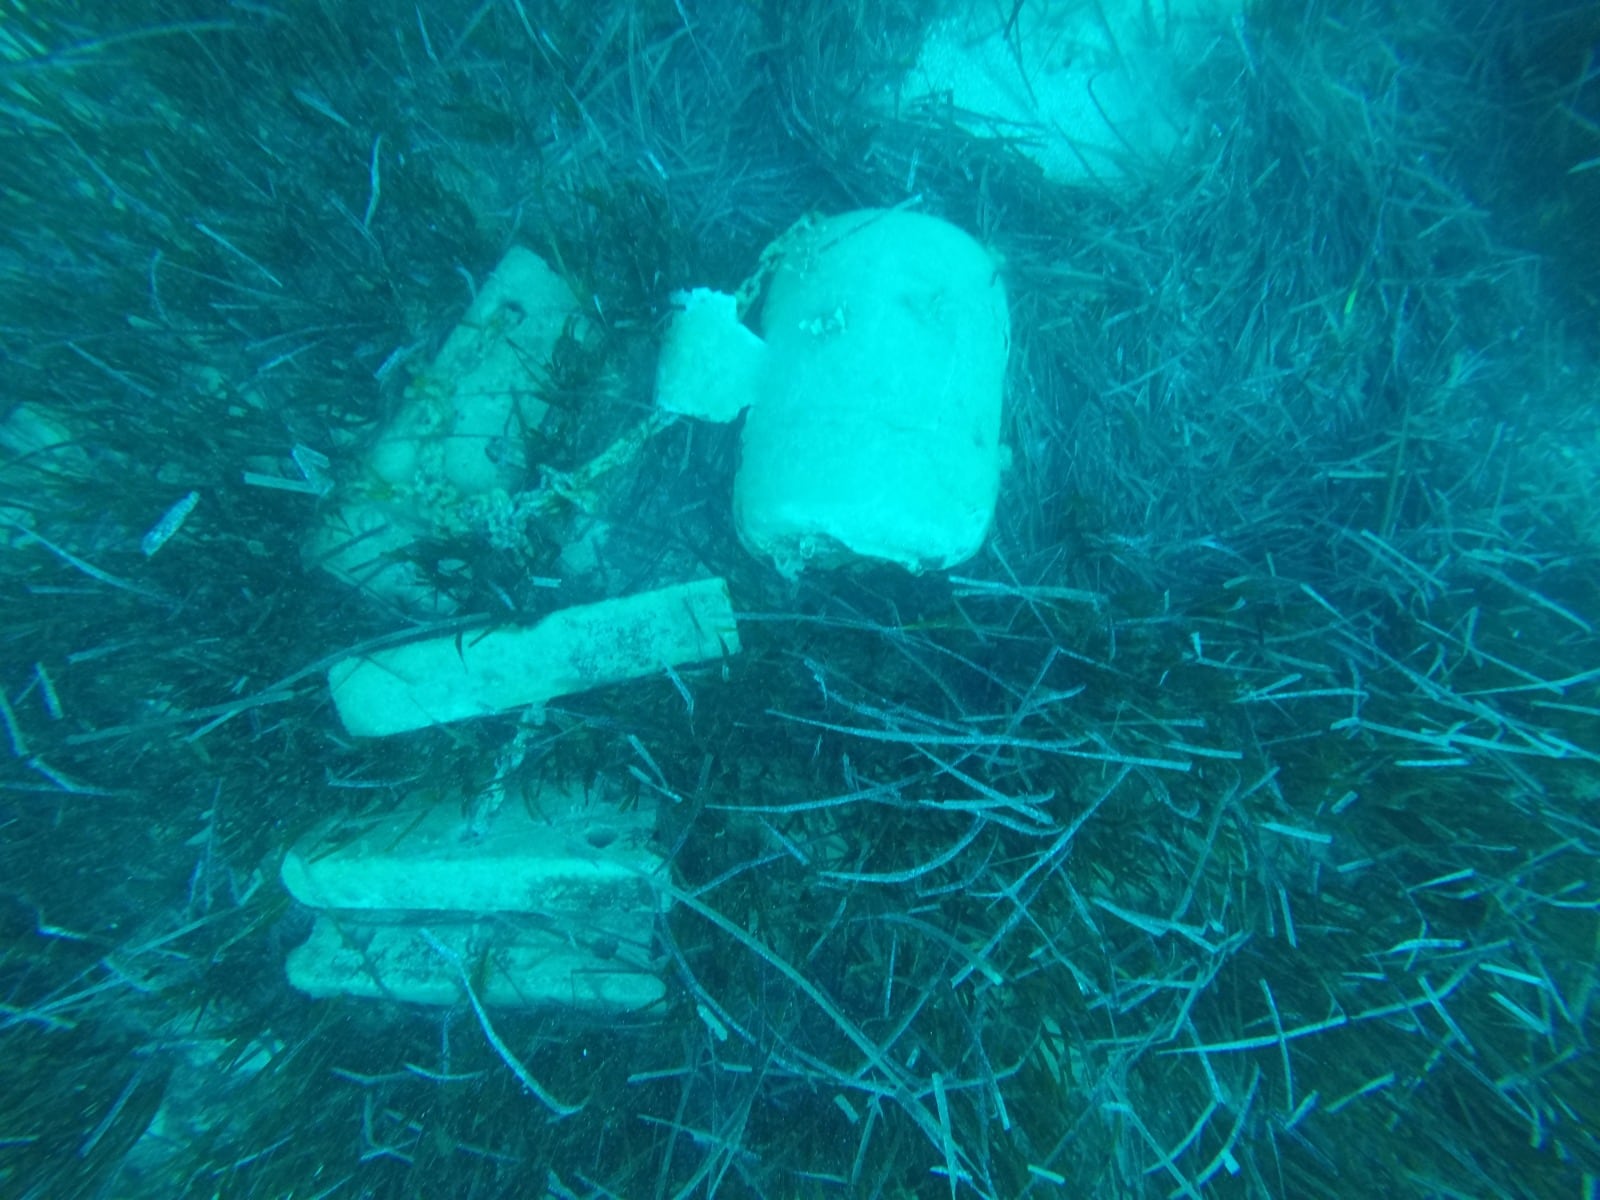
(280, 789, 664, 920)
(287, 914, 666, 1012)
(327, 576, 739, 737)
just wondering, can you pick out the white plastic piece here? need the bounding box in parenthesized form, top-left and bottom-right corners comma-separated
(733, 210, 1008, 577)
(327, 576, 739, 737)
(899, 0, 1247, 184)
(655, 288, 767, 422)
(140, 491, 200, 557)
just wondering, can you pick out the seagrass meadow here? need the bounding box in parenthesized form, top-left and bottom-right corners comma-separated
(1, 1, 1598, 1197)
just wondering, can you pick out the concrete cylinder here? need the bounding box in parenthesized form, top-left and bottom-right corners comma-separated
(733, 209, 1009, 577)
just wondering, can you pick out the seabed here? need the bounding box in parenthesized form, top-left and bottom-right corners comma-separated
(1, 1, 1598, 1197)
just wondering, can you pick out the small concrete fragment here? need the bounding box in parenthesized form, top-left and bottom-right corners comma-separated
(327, 576, 739, 737)
(654, 288, 767, 422)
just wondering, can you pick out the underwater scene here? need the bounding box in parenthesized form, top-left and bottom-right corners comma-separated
(1, 1, 1598, 1196)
